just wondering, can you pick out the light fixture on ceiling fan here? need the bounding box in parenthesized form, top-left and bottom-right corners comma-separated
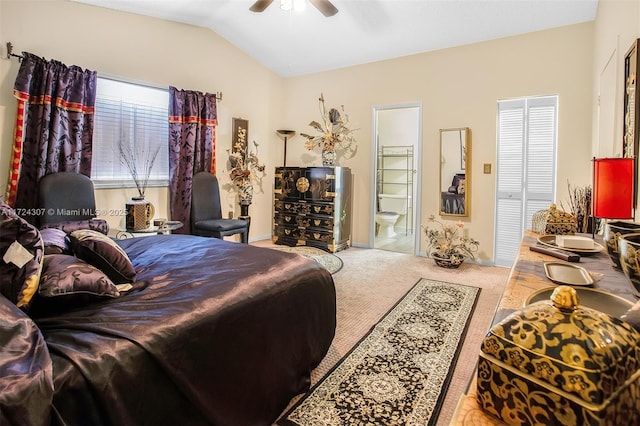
(279, 0, 304, 12)
(249, 0, 338, 17)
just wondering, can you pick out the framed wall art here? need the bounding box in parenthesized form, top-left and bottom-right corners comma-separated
(623, 39, 639, 207)
(232, 117, 249, 155)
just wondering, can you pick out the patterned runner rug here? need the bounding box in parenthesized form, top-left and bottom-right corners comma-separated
(269, 245, 343, 274)
(278, 279, 479, 425)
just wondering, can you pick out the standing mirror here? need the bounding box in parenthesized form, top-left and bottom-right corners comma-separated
(439, 127, 470, 217)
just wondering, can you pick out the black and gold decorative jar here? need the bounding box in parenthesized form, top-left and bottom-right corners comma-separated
(531, 203, 577, 235)
(477, 286, 640, 425)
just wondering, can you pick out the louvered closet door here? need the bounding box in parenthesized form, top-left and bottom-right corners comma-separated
(494, 96, 557, 267)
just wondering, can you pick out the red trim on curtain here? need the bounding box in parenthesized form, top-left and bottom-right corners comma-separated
(168, 114, 218, 174)
(13, 89, 95, 114)
(168, 115, 217, 126)
(5, 100, 26, 207)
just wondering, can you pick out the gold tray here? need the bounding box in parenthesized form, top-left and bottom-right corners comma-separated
(537, 234, 604, 255)
(543, 261, 594, 286)
(524, 287, 633, 319)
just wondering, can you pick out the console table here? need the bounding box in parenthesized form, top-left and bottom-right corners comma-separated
(115, 221, 183, 239)
(451, 231, 637, 425)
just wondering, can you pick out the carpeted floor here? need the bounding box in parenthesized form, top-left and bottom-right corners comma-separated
(251, 241, 509, 425)
(278, 279, 479, 425)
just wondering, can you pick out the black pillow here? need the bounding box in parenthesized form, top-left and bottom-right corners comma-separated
(69, 229, 136, 284)
(37, 254, 120, 304)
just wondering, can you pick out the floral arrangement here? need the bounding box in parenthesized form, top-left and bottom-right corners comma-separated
(227, 126, 265, 204)
(423, 214, 479, 265)
(301, 93, 357, 158)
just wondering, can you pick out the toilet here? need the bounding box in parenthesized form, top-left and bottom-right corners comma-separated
(375, 194, 409, 238)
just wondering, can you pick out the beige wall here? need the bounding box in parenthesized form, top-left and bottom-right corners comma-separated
(591, 0, 640, 214)
(283, 23, 595, 260)
(1, 0, 635, 263)
(0, 0, 285, 239)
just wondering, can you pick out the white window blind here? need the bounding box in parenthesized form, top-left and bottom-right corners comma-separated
(494, 96, 557, 267)
(91, 77, 169, 189)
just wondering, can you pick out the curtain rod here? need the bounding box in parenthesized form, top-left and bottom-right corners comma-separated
(4, 42, 223, 102)
(5, 42, 26, 61)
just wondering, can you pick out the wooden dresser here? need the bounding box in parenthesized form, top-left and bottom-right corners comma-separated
(272, 166, 352, 253)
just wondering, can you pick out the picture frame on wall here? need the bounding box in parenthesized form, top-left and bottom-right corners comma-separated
(623, 39, 639, 207)
(232, 117, 249, 155)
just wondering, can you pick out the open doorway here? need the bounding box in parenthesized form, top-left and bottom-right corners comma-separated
(371, 104, 422, 255)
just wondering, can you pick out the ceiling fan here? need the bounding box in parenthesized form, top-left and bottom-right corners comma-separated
(249, 0, 338, 17)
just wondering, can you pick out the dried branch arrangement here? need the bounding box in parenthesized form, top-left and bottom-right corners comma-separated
(561, 181, 599, 233)
(119, 140, 161, 198)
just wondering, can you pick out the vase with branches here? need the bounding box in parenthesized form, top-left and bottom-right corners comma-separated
(119, 140, 161, 199)
(560, 181, 600, 233)
(119, 140, 160, 230)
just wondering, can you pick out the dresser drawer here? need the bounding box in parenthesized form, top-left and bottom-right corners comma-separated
(273, 224, 333, 243)
(275, 213, 334, 229)
(274, 200, 311, 215)
(274, 200, 335, 216)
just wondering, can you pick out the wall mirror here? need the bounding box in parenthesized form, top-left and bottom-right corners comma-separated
(439, 127, 470, 217)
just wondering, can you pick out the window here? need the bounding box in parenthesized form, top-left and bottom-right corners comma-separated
(91, 77, 169, 189)
(494, 95, 558, 266)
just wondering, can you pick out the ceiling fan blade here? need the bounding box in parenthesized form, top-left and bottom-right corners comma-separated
(309, 0, 338, 17)
(249, 0, 274, 13)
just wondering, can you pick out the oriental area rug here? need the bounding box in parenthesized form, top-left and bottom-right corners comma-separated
(278, 279, 479, 426)
(270, 246, 343, 274)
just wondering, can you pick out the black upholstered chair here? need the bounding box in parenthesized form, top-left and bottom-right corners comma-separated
(190, 172, 249, 244)
(38, 172, 107, 233)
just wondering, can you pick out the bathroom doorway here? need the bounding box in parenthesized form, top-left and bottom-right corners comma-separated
(371, 103, 422, 255)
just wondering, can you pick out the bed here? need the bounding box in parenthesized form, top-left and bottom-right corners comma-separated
(1, 228, 336, 426)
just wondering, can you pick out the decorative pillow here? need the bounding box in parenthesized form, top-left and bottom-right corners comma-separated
(69, 229, 135, 284)
(40, 218, 109, 235)
(40, 228, 71, 255)
(37, 254, 120, 302)
(0, 201, 44, 310)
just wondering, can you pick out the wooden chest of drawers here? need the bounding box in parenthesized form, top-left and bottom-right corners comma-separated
(273, 166, 352, 253)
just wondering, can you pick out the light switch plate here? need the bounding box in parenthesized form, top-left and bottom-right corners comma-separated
(483, 163, 491, 174)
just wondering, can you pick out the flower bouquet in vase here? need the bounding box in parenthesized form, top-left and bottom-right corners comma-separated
(424, 214, 479, 268)
(301, 93, 357, 167)
(227, 127, 266, 216)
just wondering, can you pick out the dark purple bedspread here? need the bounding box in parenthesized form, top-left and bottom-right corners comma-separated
(30, 235, 336, 425)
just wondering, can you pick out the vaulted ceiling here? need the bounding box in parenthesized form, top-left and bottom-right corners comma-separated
(72, 0, 599, 77)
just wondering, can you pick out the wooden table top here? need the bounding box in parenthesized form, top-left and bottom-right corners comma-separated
(451, 230, 637, 425)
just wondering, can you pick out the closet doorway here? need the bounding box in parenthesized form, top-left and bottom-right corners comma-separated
(371, 103, 422, 255)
